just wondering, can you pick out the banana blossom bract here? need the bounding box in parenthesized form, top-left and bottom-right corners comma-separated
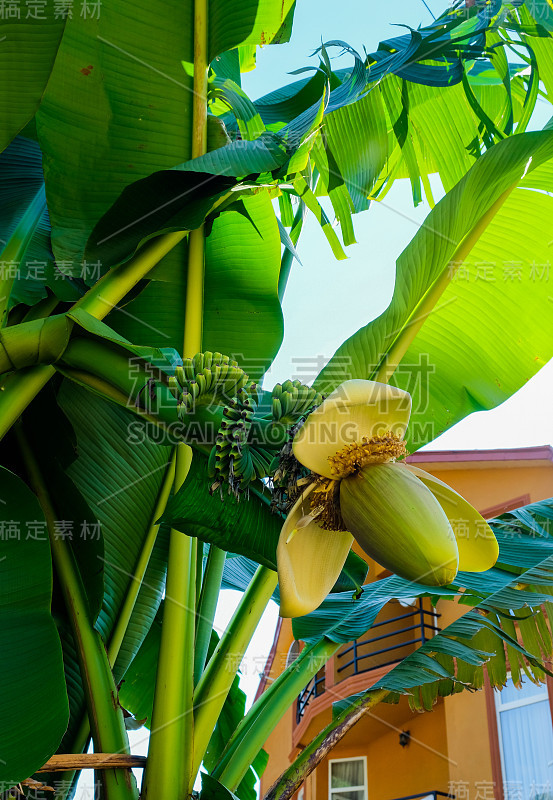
(277, 380, 499, 618)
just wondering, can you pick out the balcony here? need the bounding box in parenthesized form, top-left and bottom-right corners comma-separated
(296, 599, 440, 725)
(387, 793, 453, 800)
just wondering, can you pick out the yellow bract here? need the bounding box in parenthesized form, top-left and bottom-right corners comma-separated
(403, 463, 499, 572)
(277, 484, 354, 618)
(292, 379, 411, 479)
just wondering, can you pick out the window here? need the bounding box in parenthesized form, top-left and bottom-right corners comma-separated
(328, 756, 368, 800)
(495, 675, 553, 799)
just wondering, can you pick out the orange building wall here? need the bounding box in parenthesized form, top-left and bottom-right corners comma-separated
(306, 700, 451, 800)
(428, 464, 553, 514)
(444, 688, 494, 798)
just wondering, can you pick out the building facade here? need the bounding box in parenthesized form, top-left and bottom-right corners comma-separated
(257, 447, 553, 800)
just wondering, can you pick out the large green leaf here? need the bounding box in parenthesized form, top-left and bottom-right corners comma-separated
(58, 382, 171, 680)
(334, 597, 553, 713)
(0, 466, 69, 787)
(207, 0, 295, 60)
(24, 381, 172, 779)
(0, 5, 65, 152)
(34, 0, 295, 269)
(106, 192, 284, 379)
(35, 1, 194, 267)
(0, 136, 79, 309)
(21, 391, 106, 623)
(26, 384, 172, 794)
(314, 130, 553, 450)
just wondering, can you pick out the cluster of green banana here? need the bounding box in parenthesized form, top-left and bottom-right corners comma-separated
(207, 388, 271, 494)
(170, 351, 252, 415)
(271, 380, 323, 424)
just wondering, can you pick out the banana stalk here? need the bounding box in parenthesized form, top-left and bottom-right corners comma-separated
(192, 566, 279, 785)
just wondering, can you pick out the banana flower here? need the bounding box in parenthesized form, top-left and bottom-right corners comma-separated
(277, 380, 499, 618)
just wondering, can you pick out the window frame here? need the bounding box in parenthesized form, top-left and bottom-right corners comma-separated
(328, 755, 368, 800)
(494, 673, 553, 794)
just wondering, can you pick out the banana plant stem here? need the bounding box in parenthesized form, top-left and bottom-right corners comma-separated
(16, 427, 138, 800)
(215, 638, 339, 792)
(73, 231, 186, 319)
(142, 444, 197, 800)
(0, 231, 186, 441)
(63, 452, 177, 795)
(142, 232, 204, 800)
(145, 0, 208, 793)
(212, 638, 338, 780)
(263, 688, 389, 800)
(191, 565, 278, 787)
(194, 545, 227, 685)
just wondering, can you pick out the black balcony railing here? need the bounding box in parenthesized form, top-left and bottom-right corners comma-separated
(296, 669, 325, 723)
(295, 599, 440, 724)
(388, 792, 453, 800)
(336, 598, 440, 677)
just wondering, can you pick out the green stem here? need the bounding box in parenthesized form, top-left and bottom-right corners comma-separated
(16, 427, 138, 800)
(0, 183, 47, 327)
(194, 545, 226, 685)
(142, 445, 197, 800)
(215, 638, 339, 792)
(263, 688, 389, 800)
(73, 231, 186, 319)
(0, 231, 185, 441)
(63, 452, 177, 792)
(195, 537, 205, 607)
(192, 565, 278, 786)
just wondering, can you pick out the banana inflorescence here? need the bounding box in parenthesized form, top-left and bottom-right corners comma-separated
(171, 352, 324, 498)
